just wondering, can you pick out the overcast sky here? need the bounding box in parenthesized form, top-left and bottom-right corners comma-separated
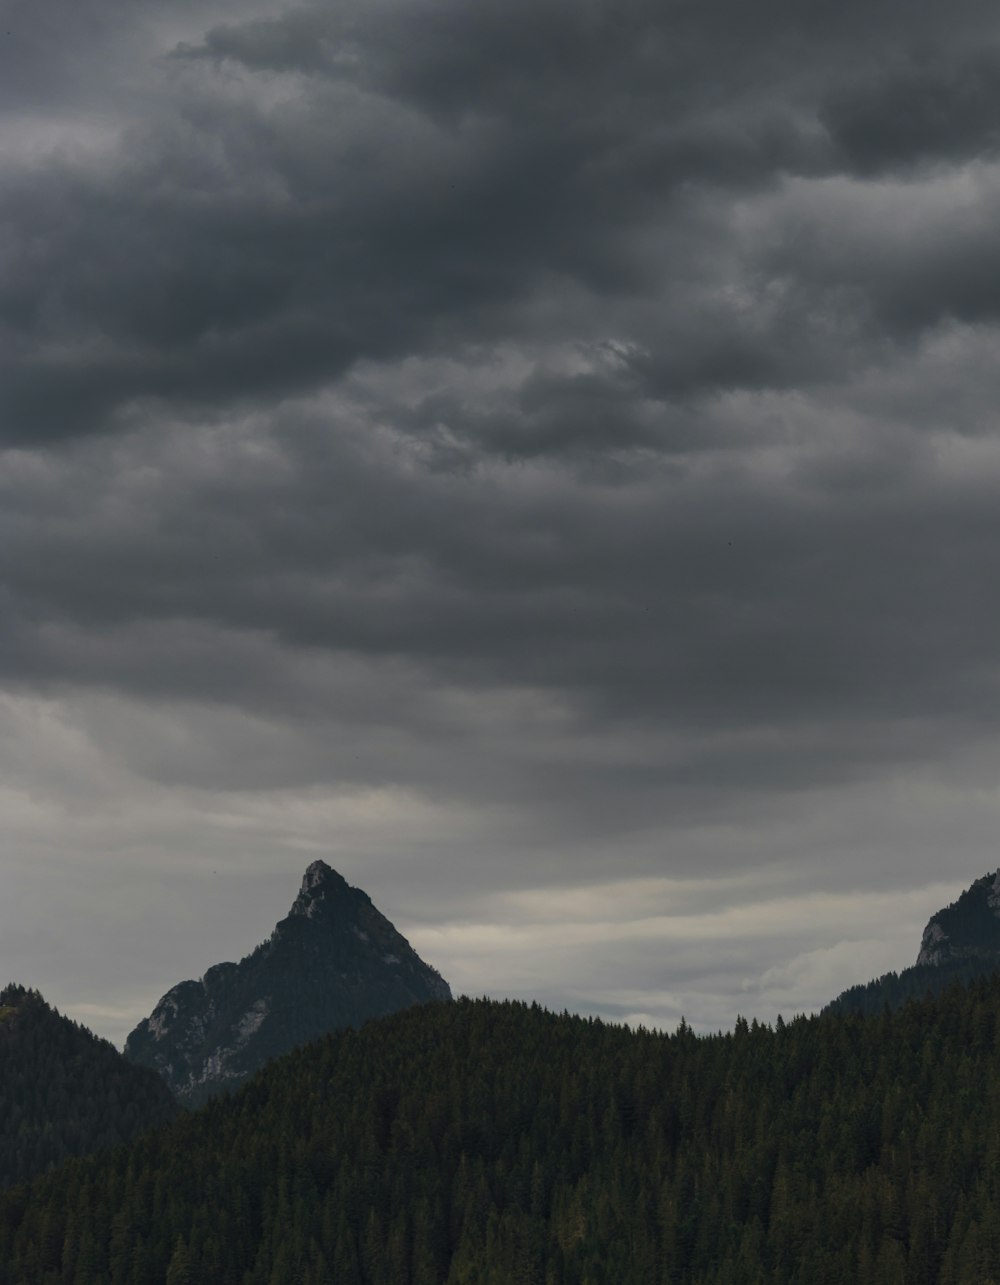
(3, 0, 1000, 1046)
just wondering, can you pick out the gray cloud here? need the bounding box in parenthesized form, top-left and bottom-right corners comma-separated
(3, 0, 1000, 1040)
(14, 0, 995, 445)
(822, 54, 1000, 175)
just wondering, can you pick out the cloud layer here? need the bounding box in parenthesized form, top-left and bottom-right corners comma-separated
(3, 0, 1000, 1040)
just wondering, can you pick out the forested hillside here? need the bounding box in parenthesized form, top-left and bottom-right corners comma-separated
(0, 985, 178, 1190)
(5, 985, 1000, 1282)
(823, 957, 999, 1017)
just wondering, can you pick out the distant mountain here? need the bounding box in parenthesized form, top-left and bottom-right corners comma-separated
(124, 860, 451, 1104)
(826, 870, 1000, 1016)
(915, 870, 1000, 965)
(0, 984, 178, 1189)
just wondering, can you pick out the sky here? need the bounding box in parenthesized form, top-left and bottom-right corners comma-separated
(3, 0, 1000, 1046)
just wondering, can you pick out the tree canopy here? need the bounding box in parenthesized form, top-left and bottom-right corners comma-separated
(5, 982, 1000, 1282)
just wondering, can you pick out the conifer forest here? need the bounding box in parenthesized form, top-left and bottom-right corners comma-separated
(5, 985, 1000, 1283)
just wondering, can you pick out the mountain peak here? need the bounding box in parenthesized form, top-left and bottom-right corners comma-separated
(289, 860, 351, 918)
(125, 861, 451, 1105)
(303, 858, 341, 888)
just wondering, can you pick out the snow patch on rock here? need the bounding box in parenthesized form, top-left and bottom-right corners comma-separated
(235, 999, 270, 1046)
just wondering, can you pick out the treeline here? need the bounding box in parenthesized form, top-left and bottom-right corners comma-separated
(823, 957, 999, 1017)
(6, 986, 1000, 1282)
(0, 985, 178, 1190)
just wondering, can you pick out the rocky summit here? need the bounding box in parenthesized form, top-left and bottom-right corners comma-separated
(826, 869, 1000, 1017)
(915, 870, 1000, 966)
(124, 861, 451, 1105)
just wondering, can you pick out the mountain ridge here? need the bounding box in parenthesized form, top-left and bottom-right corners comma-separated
(124, 860, 451, 1104)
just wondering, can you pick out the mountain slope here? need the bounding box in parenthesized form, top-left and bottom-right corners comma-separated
(915, 870, 1000, 965)
(0, 984, 178, 1189)
(8, 988, 1000, 1283)
(124, 860, 451, 1104)
(826, 870, 1000, 1016)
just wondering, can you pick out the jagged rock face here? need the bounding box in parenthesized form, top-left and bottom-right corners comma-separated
(125, 861, 451, 1105)
(916, 871, 1000, 966)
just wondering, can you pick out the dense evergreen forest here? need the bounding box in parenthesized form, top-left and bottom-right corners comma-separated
(823, 956, 1000, 1017)
(6, 985, 1000, 1283)
(0, 985, 178, 1190)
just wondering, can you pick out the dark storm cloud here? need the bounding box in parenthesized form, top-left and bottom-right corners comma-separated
(0, 0, 138, 113)
(6, 0, 1000, 1036)
(3, 381, 1000, 826)
(821, 54, 1000, 175)
(0, 0, 274, 116)
(9, 0, 1000, 446)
